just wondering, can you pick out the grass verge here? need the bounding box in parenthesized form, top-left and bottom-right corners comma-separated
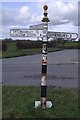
(2, 48, 62, 58)
(2, 86, 78, 118)
(0, 85, 2, 119)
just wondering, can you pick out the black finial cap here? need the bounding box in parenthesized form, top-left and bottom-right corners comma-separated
(43, 5, 48, 10)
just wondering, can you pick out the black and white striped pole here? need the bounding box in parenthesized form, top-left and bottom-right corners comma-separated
(35, 5, 52, 110)
(41, 5, 50, 110)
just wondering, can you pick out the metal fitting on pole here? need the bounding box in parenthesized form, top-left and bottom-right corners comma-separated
(42, 5, 50, 23)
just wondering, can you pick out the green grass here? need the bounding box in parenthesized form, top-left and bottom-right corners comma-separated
(0, 85, 2, 119)
(2, 48, 61, 58)
(64, 41, 78, 48)
(7, 42, 17, 52)
(2, 86, 78, 118)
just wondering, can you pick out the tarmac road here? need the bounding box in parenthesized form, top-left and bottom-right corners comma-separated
(2, 49, 78, 88)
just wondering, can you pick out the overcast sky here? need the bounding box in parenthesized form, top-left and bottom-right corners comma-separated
(0, 0, 79, 39)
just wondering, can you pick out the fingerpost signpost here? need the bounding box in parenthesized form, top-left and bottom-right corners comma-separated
(35, 5, 52, 109)
(10, 5, 78, 110)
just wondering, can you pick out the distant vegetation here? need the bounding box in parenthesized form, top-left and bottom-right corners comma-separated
(16, 40, 42, 49)
(0, 41, 2, 51)
(0, 38, 80, 58)
(2, 41, 7, 51)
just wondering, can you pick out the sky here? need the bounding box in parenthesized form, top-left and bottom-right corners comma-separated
(0, 0, 80, 40)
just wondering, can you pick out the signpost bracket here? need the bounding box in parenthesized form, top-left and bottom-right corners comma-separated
(35, 101, 53, 108)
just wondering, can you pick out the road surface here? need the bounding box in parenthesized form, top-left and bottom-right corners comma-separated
(2, 49, 78, 88)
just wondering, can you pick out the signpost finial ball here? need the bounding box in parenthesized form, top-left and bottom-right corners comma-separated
(43, 5, 48, 10)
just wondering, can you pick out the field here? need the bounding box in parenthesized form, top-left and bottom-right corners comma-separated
(1, 40, 79, 58)
(64, 41, 79, 48)
(2, 41, 62, 58)
(2, 86, 78, 118)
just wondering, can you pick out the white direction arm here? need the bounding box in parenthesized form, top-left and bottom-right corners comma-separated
(10, 29, 78, 40)
(10, 29, 43, 37)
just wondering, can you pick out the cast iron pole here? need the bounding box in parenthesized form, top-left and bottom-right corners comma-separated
(41, 5, 50, 110)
